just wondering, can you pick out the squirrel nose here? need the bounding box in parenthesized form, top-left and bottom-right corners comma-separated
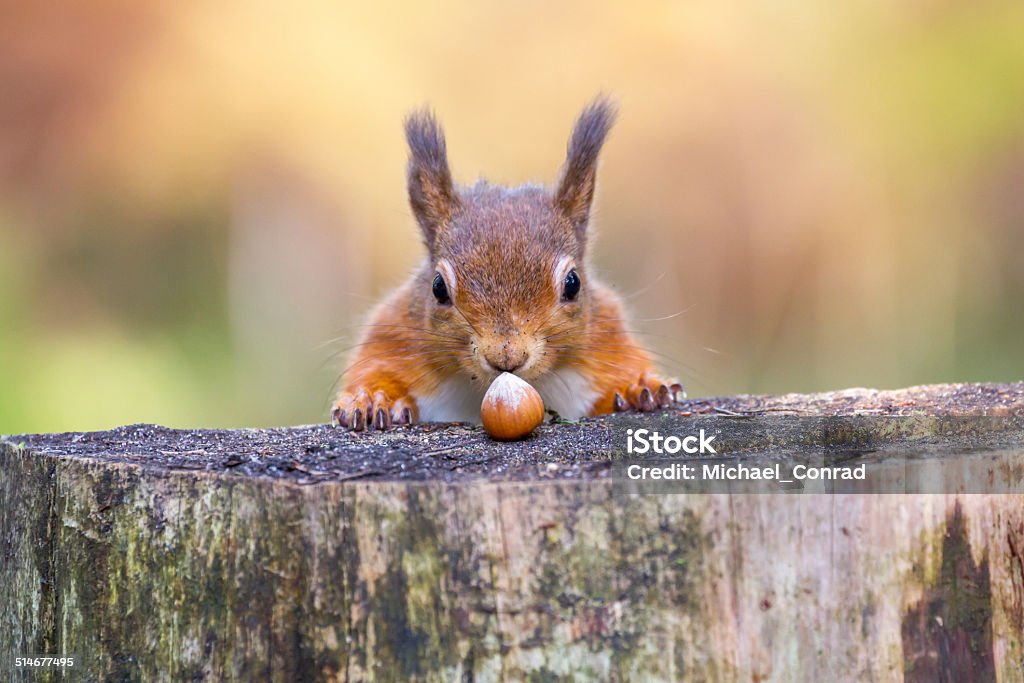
(486, 349, 529, 373)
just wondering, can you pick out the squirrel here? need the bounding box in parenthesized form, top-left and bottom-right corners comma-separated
(332, 98, 683, 430)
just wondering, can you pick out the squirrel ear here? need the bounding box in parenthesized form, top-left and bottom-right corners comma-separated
(555, 98, 617, 240)
(405, 108, 458, 250)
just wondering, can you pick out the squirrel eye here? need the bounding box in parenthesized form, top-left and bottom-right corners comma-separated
(432, 272, 451, 305)
(562, 268, 581, 301)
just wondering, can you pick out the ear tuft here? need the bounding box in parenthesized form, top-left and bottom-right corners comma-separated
(405, 108, 458, 250)
(555, 97, 617, 238)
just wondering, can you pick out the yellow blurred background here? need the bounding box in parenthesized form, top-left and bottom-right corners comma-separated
(2, 1, 1022, 433)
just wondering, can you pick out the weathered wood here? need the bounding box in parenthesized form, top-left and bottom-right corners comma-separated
(2, 383, 1023, 681)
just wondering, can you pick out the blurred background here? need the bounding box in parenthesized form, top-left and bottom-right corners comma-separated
(2, 1, 1022, 433)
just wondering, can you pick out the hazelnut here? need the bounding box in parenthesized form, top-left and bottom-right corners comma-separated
(480, 372, 545, 441)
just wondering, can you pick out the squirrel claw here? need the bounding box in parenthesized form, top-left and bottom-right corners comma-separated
(333, 389, 417, 431)
(637, 387, 655, 412)
(610, 375, 685, 414)
(391, 397, 418, 427)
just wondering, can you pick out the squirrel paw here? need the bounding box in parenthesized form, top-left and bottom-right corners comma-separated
(332, 389, 417, 431)
(613, 375, 685, 413)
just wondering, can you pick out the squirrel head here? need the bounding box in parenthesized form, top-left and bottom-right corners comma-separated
(403, 99, 617, 385)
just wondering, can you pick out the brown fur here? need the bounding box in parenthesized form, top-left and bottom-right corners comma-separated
(333, 98, 681, 430)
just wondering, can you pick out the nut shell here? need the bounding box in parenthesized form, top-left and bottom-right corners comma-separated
(480, 373, 545, 441)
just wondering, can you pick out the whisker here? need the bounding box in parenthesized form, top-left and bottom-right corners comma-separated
(545, 324, 688, 347)
(400, 357, 471, 396)
(319, 338, 466, 371)
(528, 303, 566, 337)
(619, 271, 668, 301)
(335, 348, 463, 385)
(327, 350, 471, 409)
(314, 334, 358, 351)
(321, 374, 347, 414)
(542, 321, 587, 341)
(578, 311, 694, 327)
(328, 352, 467, 414)
(450, 303, 482, 337)
(358, 323, 468, 342)
(545, 341, 707, 383)
(534, 348, 573, 391)
(544, 343, 654, 365)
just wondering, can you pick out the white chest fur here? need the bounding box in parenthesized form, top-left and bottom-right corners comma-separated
(530, 368, 599, 421)
(416, 378, 487, 424)
(416, 368, 598, 424)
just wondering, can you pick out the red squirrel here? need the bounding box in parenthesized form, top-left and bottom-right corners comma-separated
(333, 99, 683, 430)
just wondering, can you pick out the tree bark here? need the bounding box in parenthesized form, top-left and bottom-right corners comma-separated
(2, 382, 1024, 682)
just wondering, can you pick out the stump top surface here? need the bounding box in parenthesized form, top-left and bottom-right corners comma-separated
(4, 382, 1023, 483)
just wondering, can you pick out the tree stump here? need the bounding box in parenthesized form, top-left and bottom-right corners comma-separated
(2, 383, 1024, 682)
